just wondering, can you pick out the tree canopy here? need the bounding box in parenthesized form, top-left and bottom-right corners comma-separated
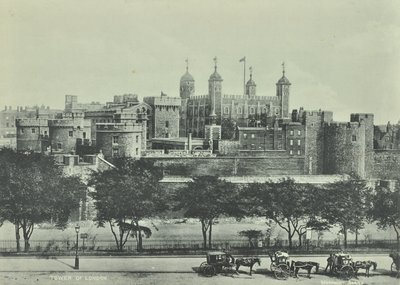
(244, 178, 327, 249)
(317, 179, 369, 248)
(174, 175, 243, 249)
(0, 148, 85, 251)
(88, 158, 166, 251)
(367, 181, 400, 250)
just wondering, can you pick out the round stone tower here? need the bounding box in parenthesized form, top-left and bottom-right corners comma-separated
(179, 59, 195, 99)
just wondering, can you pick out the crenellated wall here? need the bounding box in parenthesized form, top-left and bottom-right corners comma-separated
(323, 121, 366, 178)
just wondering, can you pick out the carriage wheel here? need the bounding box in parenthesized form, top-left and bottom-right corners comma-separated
(340, 265, 354, 280)
(203, 265, 216, 277)
(274, 264, 290, 280)
(199, 262, 208, 275)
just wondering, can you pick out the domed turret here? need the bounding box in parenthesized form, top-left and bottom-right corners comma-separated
(276, 62, 291, 118)
(246, 66, 256, 96)
(180, 58, 195, 99)
(209, 57, 223, 81)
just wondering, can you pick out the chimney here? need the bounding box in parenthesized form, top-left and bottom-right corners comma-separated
(4, 106, 7, 110)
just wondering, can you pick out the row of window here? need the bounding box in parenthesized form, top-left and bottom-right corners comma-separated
(289, 150, 302, 155)
(223, 106, 280, 115)
(289, 130, 302, 136)
(289, 139, 301, 146)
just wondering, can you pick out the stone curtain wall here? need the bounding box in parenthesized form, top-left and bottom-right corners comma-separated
(146, 156, 305, 176)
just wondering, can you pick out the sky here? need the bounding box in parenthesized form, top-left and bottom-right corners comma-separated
(0, 0, 399, 124)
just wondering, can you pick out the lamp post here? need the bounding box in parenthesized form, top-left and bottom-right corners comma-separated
(74, 225, 80, 269)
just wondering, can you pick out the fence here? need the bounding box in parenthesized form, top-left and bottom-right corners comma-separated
(0, 238, 397, 254)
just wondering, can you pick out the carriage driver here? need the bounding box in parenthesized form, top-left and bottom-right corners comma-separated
(275, 251, 289, 264)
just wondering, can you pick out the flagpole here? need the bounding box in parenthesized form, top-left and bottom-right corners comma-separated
(243, 58, 246, 96)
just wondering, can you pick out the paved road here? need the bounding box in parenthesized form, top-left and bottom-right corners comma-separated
(0, 254, 398, 285)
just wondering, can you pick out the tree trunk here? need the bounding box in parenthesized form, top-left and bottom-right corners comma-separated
(298, 233, 303, 248)
(201, 220, 207, 249)
(24, 239, 30, 252)
(15, 223, 20, 252)
(287, 221, 292, 249)
(208, 221, 212, 249)
(355, 229, 358, 247)
(137, 222, 143, 252)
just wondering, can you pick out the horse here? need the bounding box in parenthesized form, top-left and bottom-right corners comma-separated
(291, 261, 319, 278)
(235, 257, 261, 276)
(353, 260, 377, 277)
(389, 252, 400, 278)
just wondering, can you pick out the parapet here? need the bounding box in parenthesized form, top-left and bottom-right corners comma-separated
(96, 123, 142, 133)
(16, 118, 49, 127)
(144, 96, 181, 106)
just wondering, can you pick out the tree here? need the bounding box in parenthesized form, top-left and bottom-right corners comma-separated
(220, 118, 237, 140)
(318, 179, 369, 249)
(0, 148, 84, 252)
(238, 230, 264, 248)
(174, 176, 242, 249)
(367, 181, 400, 250)
(88, 158, 166, 251)
(244, 178, 322, 249)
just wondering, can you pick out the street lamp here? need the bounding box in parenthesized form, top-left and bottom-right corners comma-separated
(74, 225, 80, 269)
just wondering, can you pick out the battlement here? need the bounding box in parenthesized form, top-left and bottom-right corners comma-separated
(189, 94, 209, 100)
(16, 118, 48, 127)
(48, 118, 90, 128)
(325, 121, 362, 129)
(96, 123, 142, 133)
(144, 96, 181, 106)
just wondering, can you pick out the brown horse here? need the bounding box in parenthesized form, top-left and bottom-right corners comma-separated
(291, 261, 319, 278)
(353, 260, 377, 277)
(235, 257, 261, 276)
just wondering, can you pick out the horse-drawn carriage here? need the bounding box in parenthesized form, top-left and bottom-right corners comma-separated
(268, 251, 291, 280)
(198, 251, 235, 277)
(326, 252, 355, 280)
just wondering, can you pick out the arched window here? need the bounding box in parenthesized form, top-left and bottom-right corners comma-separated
(237, 107, 242, 114)
(250, 107, 255, 114)
(224, 106, 229, 114)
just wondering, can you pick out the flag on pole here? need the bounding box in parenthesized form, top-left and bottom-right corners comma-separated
(239, 56, 246, 62)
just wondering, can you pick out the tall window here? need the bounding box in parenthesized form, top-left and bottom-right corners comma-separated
(352, 135, 357, 142)
(297, 130, 301, 136)
(69, 131, 73, 137)
(165, 121, 169, 128)
(297, 140, 301, 146)
(136, 135, 139, 143)
(250, 107, 255, 114)
(113, 136, 119, 144)
(224, 106, 229, 114)
(237, 107, 242, 114)
(290, 130, 294, 136)
(31, 128, 36, 134)
(135, 148, 139, 155)
(83, 132, 86, 139)
(290, 139, 293, 146)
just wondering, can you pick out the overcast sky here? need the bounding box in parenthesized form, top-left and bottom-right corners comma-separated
(0, 0, 399, 124)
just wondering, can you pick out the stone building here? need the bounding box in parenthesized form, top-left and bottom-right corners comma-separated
(144, 93, 181, 140)
(95, 123, 143, 158)
(179, 59, 291, 137)
(0, 105, 61, 148)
